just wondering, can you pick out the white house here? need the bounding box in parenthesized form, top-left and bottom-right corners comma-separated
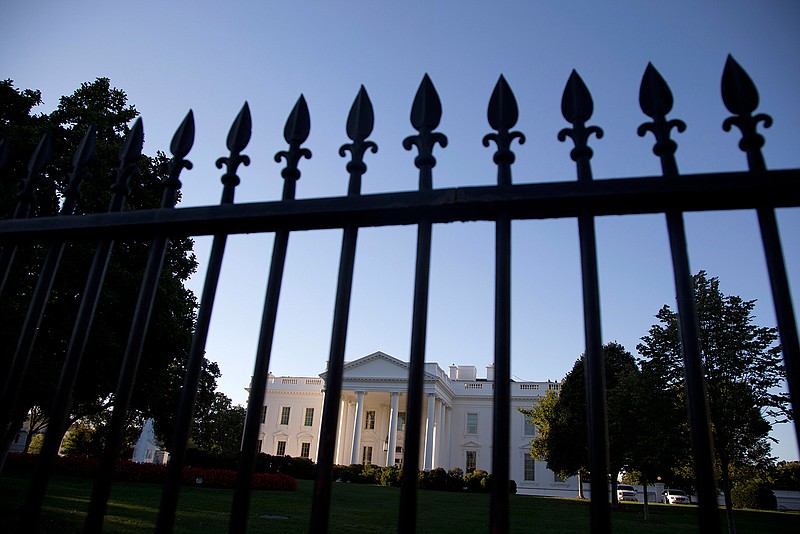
(252, 350, 579, 496)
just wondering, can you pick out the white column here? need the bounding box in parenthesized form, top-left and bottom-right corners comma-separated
(424, 393, 436, 470)
(335, 398, 346, 465)
(435, 399, 445, 467)
(444, 405, 451, 468)
(350, 391, 365, 464)
(387, 392, 400, 466)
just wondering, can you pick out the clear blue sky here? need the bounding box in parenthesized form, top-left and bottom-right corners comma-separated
(3, 1, 798, 460)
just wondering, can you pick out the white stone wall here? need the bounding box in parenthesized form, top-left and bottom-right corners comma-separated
(252, 352, 577, 495)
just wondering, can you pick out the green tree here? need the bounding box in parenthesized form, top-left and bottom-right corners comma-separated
(190, 392, 246, 455)
(520, 387, 586, 497)
(20, 406, 49, 453)
(613, 365, 686, 520)
(0, 78, 216, 461)
(521, 342, 641, 504)
(770, 460, 800, 491)
(61, 422, 104, 458)
(637, 271, 788, 528)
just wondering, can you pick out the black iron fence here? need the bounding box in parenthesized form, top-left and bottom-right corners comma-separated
(1, 56, 798, 533)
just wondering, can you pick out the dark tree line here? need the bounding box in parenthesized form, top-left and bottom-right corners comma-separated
(0, 78, 233, 461)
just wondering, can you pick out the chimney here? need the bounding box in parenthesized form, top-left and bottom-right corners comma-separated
(486, 364, 495, 381)
(449, 365, 458, 380)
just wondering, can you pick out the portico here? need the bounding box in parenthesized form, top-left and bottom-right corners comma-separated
(254, 350, 579, 496)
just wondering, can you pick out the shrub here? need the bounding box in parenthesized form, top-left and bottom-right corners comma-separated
(2, 453, 296, 491)
(731, 479, 777, 510)
(418, 467, 449, 491)
(380, 465, 403, 487)
(252, 473, 298, 491)
(185, 448, 239, 470)
(27, 434, 44, 454)
(361, 463, 382, 484)
(447, 467, 464, 491)
(341, 463, 367, 483)
(464, 469, 491, 493)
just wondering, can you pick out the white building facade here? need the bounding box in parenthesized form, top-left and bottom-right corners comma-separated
(254, 351, 579, 496)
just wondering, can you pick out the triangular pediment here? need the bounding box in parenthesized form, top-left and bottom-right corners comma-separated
(341, 351, 411, 380)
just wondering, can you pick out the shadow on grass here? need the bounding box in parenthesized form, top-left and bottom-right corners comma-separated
(2, 474, 798, 533)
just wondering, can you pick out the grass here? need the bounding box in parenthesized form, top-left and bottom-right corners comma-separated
(1, 475, 798, 533)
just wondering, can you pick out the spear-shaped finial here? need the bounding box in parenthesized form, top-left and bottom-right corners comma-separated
(721, 55, 772, 171)
(637, 63, 686, 176)
(216, 102, 252, 204)
(60, 124, 97, 215)
(557, 70, 603, 181)
(274, 95, 312, 200)
(14, 130, 52, 218)
(403, 74, 448, 191)
(108, 117, 144, 212)
(159, 110, 195, 208)
(339, 86, 378, 196)
(483, 75, 525, 187)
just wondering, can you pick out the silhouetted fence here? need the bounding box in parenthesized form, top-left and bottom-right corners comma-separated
(1, 56, 798, 533)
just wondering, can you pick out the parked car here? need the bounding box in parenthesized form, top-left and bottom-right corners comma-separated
(662, 488, 690, 504)
(617, 484, 639, 502)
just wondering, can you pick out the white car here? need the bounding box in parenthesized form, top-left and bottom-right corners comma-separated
(617, 484, 639, 502)
(662, 488, 690, 504)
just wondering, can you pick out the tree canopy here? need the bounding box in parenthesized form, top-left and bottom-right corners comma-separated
(0, 78, 218, 456)
(637, 270, 787, 523)
(521, 342, 654, 504)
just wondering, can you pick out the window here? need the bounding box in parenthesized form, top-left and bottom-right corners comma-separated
(256, 439, 263, 453)
(364, 410, 375, 430)
(466, 413, 478, 434)
(280, 406, 291, 425)
(362, 445, 373, 464)
(300, 442, 311, 459)
(524, 456, 536, 481)
(260, 405, 267, 424)
(276, 440, 286, 456)
(466, 450, 477, 472)
(304, 407, 314, 426)
(395, 446, 403, 454)
(397, 411, 406, 431)
(523, 414, 536, 437)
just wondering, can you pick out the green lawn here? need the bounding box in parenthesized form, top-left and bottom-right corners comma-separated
(1, 475, 797, 533)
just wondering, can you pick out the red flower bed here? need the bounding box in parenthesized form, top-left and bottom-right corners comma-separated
(252, 473, 298, 491)
(4, 453, 296, 491)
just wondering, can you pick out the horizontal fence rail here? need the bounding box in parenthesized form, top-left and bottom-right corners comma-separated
(0, 170, 797, 242)
(0, 56, 798, 534)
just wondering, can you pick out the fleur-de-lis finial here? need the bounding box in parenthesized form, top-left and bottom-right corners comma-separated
(159, 110, 195, 208)
(483, 75, 526, 186)
(339, 86, 378, 196)
(274, 95, 312, 200)
(403, 74, 448, 191)
(14, 130, 52, 217)
(637, 63, 685, 175)
(60, 124, 97, 214)
(119, 117, 144, 166)
(109, 117, 144, 211)
(721, 55, 772, 171)
(557, 71, 603, 181)
(216, 103, 252, 204)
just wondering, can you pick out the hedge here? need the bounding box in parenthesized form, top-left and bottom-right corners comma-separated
(3, 453, 297, 491)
